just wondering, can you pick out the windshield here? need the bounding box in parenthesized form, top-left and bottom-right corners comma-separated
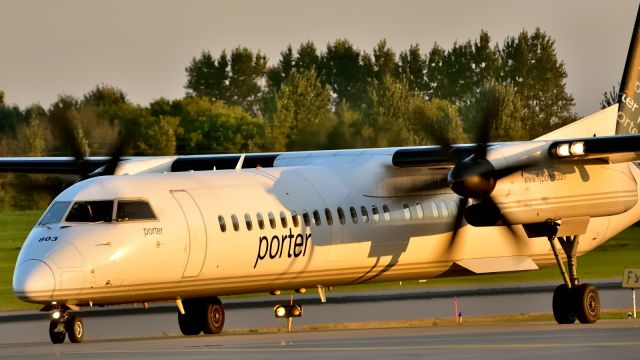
(65, 201, 114, 223)
(38, 202, 71, 226)
(116, 200, 157, 221)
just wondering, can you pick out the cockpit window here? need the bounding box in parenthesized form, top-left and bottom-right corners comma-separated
(38, 201, 71, 226)
(116, 200, 156, 221)
(66, 201, 114, 223)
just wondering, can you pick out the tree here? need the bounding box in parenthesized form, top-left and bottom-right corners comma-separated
(500, 28, 576, 137)
(170, 97, 264, 154)
(600, 84, 619, 109)
(373, 39, 398, 82)
(407, 98, 468, 145)
(295, 41, 321, 73)
(227, 47, 268, 114)
(360, 76, 420, 147)
(185, 50, 229, 102)
(82, 84, 128, 109)
(0, 111, 55, 210)
(399, 44, 428, 95)
(321, 39, 372, 109)
(266, 45, 295, 93)
(326, 102, 361, 149)
(425, 43, 447, 100)
(263, 46, 295, 118)
(464, 81, 527, 142)
(471, 31, 501, 91)
(270, 68, 332, 151)
(441, 40, 477, 107)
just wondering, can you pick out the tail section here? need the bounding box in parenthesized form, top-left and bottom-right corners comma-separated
(617, 5, 640, 135)
(540, 5, 640, 141)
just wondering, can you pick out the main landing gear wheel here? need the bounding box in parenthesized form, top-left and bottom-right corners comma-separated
(178, 300, 203, 335)
(574, 283, 600, 324)
(542, 221, 600, 325)
(178, 297, 226, 336)
(552, 284, 576, 324)
(202, 298, 225, 334)
(49, 319, 66, 344)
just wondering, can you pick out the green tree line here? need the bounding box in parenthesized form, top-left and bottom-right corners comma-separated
(0, 28, 577, 210)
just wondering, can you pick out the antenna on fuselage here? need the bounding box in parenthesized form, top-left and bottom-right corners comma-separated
(235, 154, 246, 172)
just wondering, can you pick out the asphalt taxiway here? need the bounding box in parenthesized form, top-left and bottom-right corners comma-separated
(1, 321, 639, 359)
(0, 282, 637, 359)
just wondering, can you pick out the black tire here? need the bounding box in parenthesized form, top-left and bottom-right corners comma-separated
(552, 284, 576, 324)
(49, 319, 66, 344)
(202, 298, 225, 335)
(178, 300, 203, 336)
(574, 283, 600, 324)
(65, 315, 84, 343)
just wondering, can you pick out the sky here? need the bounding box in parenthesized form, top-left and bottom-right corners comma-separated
(0, 0, 637, 117)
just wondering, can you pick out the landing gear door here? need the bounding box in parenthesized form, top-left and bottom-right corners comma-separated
(171, 190, 207, 278)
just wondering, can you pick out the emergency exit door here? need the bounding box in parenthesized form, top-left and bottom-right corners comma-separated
(171, 190, 207, 278)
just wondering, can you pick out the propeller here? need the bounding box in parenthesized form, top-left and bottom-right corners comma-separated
(49, 105, 129, 179)
(11, 106, 131, 199)
(418, 97, 537, 254)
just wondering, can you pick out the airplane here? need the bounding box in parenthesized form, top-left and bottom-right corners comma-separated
(5, 6, 640, 344)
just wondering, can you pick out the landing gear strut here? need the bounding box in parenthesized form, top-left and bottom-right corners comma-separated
(48, 308, 84, 344)
(177, 297, 225, 335)
(544, 220, 600, 324)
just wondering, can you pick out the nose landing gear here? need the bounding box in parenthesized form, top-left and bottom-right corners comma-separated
(48, 308, 84, 344)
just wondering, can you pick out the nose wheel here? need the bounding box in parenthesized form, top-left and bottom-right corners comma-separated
(48, 310, 84, 344)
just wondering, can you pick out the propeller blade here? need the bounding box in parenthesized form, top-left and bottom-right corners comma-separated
(447, 197, 469, 252)
(96, 134, 129, 177)
(49, 108, 90, 177)
(485, 195, 524, 249)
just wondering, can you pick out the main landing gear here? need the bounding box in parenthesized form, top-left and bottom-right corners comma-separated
(177, 297, 225, 335)
(48, 308, 84, 344)
(543, 220, 600, 324)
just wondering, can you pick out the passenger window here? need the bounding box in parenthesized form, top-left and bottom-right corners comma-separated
(280, 211, 288, 228)
(350, 206, 358, 224)
(218, 215, 226, 232)
(382, 204, 391, 222)
(403, 203, 411, 220)
(244, 213, 253, 231)
(312, 210, 322, 226)
(116, 200, 156, 221)
(231, 214, 240, 231)
(302, 210, 311, 227)
(256, 212, 265, 230)
(361, 206, 369, 223)
(268, 212, 276, 229)
(416, 202, 424, 220)
(291, 211, 300, 227)
(325, 208, 333, 226)
(371, 205, 380, 223)
(431, 202, 439, 218)
(439, 202, 449, 217)
(337, 207, 346, 225)
(66, 200, 114, 223)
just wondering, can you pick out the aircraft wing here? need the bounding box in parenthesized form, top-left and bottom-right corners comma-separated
(392, 134, 640, 169)
(0, 153, 281, 175)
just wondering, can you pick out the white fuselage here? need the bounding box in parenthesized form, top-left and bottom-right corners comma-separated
(12, 150, 640, 306)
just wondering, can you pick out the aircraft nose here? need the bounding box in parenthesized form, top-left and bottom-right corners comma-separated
(13, 260, 55, 301)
